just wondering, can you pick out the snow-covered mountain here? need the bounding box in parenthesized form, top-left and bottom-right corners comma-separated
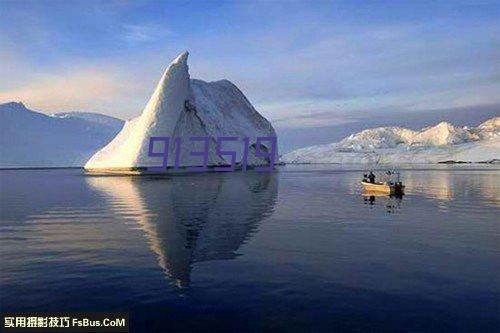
(51, 111, 124, 129)
(337, 127, 418, 151)
(85, 51, 277, 172)
(472, 117, 500, 140)
(283, 118, 499, 164)
(0, 102, 124, 168)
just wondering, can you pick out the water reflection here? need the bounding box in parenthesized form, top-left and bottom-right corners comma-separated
(403, 170, 499, 205)
(87, 172, 278, 288)
(362, 192, 403, 213)
(403, 171, 454, 201)
(2, 167, 499, 331)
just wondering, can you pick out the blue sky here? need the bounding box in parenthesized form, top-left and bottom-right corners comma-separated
(1, 0, 499, 128)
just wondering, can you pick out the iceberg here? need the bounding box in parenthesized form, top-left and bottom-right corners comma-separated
(85, 51, 277, 173)
(283, 118, 500, 164)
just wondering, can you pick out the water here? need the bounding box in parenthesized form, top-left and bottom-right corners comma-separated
(1, 165, 499, 332)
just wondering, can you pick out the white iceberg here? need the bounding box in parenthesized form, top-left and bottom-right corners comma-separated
(283, 118, 500, 164)
(85, 51, 277, 172)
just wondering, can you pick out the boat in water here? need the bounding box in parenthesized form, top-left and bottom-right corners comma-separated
(361, 171, 405, 195)
(361, 181, 404, 195)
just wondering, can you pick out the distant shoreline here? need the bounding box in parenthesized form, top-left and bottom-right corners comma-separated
(1, 161, 499, 172)
(0, 166, 83, 170)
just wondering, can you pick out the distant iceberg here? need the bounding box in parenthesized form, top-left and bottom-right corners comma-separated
(283, 118, 500, 164)
(85, 51, 277, 173)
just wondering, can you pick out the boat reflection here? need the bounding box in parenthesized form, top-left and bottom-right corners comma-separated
(362, 191, 403, 213)
(87, 172, 278, 288)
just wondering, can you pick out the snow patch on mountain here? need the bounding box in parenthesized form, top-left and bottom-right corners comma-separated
(51, 112, 124, 129)
(85, 51, 277, 171)
(283, 117, 499, 164)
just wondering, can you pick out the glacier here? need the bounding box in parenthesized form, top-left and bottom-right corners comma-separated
(85, 51, 277, 173)
(283, 118, 500, 164)
(0, 102, 124, 168)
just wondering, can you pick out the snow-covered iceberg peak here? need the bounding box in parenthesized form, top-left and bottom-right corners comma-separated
(85, 51, 191, 169)
(85, 51, 277, 172)
(142, 51, 190, 123)
(132, 51, 190, 164)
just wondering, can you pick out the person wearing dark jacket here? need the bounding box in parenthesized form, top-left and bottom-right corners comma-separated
(368, 171, 376, 184)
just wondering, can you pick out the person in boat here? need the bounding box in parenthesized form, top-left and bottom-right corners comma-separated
(368, 171, 376, 183)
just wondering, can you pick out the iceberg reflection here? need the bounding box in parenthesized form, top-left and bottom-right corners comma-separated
(87, 172, 278, 287)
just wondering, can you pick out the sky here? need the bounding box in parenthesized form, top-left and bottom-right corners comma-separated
(1, 0, 499, 131)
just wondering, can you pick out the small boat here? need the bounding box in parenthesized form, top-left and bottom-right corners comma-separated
(361, 180, 403, 195)
(361, 170, 405, 195)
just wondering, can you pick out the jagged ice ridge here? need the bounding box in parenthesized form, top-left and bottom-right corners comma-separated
(283, 118, 500, 164)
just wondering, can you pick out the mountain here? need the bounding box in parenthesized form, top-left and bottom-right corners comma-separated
(283, 118, 499, 164)
(85, 51, 277, 172)
(337, 127, 417, 151)
(473, 117, 500, 140)
(409, 122, 477, 146)
(276, 104, 500, 154)
(0, 102, 124, 168)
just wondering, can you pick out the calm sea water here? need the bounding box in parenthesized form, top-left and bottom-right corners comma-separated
(1, 165, 499, 332)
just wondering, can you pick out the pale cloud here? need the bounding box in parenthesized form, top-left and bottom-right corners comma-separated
(0, 67, 133, 114)
(272, 112, 359, 129)
(122, 23, 172, 43)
